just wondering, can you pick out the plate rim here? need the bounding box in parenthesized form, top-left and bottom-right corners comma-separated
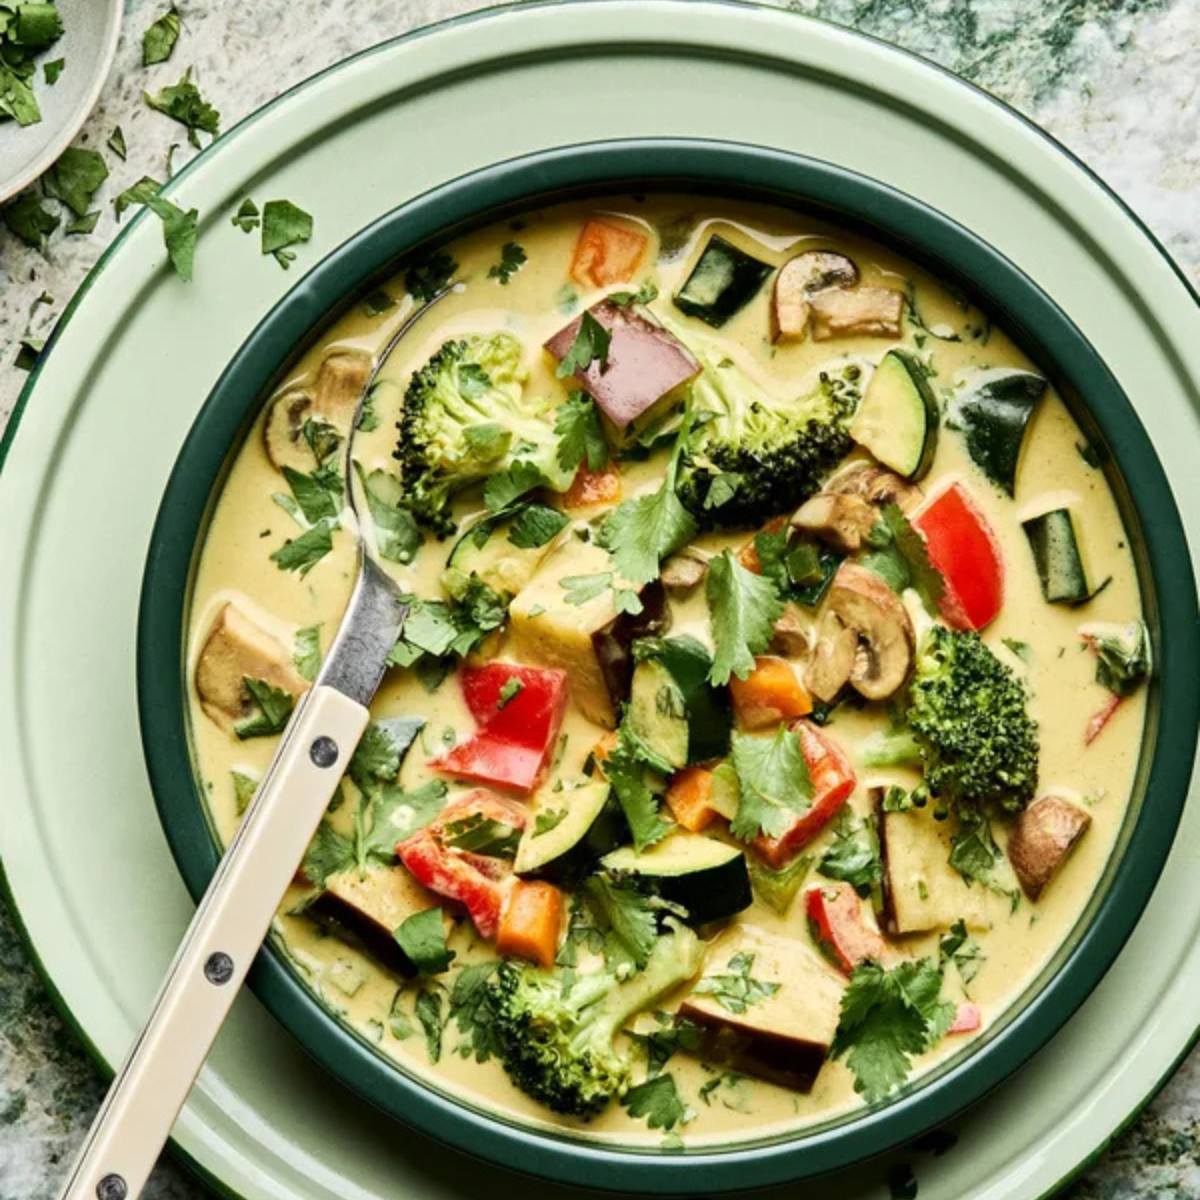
(2, 3, 1199, 1198)
(137, 136, 1200, 1194)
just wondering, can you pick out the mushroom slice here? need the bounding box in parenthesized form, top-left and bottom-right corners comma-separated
(770, 602, 812, 659)
(808, 563, 914, 702)
(771, 251, 859, 343)
(825, 460, 923, 513)
(262, 351, 370, 472)
(262, 385, 316, 472)
(195, 602, 308, 727)
(661, 549, 709, 594)
(810, 287, 905, 340)
(792, 491, 878, 553)
(1007, 794, 1091, 900)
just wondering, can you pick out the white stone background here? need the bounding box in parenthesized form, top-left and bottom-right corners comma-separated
(1, 0, 1199, 1196)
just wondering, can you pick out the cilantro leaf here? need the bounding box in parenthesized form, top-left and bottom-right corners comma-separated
(106, 125, 127, 161)
(293, 624, 322, 682)
(948, 808, 1000, 887)
(43, 148, 108, 217)
(488, 240, 526, 284)
(280, 463, 342, 524)
(233, 677, 295, 739)
(231, 197, 259, 233)
(861, 503, 944, 615)
(607, 279, 659, 307)
(348, 722, 405, 794)
(231, 769, 258, 815)
(270, 517, 336, 575)
(358, 780, 448, 864)
(300, 820, 355, 885)
(262, 199, 313, 269)
(394, 908, 456, 976)
(449, 961, 502, 1061)
(626, 1015, 703, 1075)
(620, 1073, 691, 1131)
(556, 310, 611, 379)
(405, 250, 457, 302)
(507, 503, 568, 550)
(441, 813, 521, 858)
(142, 7, 181, 66)
(353, 463, 423, 565)
(561, 572, 613, 606)
(939, 918, 985, 988)
(496, 676, 524, 709)
(3, 191, 59, 247)
(144, 69, 220, 147)
(43, 58, 64, 85)
(693, 951, 780, 1014)
(705, 550, 783, 685)
(415, 988, 446, 1062)
(533, 806, 567, 837)
(483, 459, 546, 512)
(582, 874, 660, 969)
(817, 811, 882, 897)
(604, 731, 673, 853)
(554, 392, 610, 474)
(597, 467, 695, 586)
(729, 726, 811, 842)
(831, 958, 955, 1102)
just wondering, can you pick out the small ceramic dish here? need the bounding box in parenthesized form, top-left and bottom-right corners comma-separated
(0, 0, 121, 203)
(138, 139, 1199, 1193)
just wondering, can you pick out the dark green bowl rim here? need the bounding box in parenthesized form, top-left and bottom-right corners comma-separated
(137, 138, 1200, 1194)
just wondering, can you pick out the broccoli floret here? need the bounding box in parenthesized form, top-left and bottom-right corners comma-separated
(674, 336, 862, 528)
(488, 921, 703, 1117)
(866, 625, 1038, 814)
(394, 333, 573, 535)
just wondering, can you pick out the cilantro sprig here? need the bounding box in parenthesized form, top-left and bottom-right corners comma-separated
(704, 550, 783, 686)
(728, 726, 812, 842)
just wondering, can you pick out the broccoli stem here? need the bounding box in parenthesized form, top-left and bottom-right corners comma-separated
(863, 729, 924, 769)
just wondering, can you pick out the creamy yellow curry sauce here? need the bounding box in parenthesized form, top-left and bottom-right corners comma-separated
(187, 195, 1148, 1148)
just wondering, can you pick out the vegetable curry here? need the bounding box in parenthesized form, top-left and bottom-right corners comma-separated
(187, 195, 1149, 1147)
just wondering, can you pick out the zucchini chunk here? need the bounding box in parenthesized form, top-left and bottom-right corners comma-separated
(508, 537, 667, 728)
(677, 924, 844, 1092)
(514, 781, 628, 885)
(849, 350, 939, 481)
(602, 833, 751, 926)
(442, 509, 566, 603)
(1022, 507, 1089, 604)
(673, 234, 773, 328)
(634, 635, 733, 764)
(875, 790, 986, 934)
(627, 658, 689, 772)
(194, 602, 308, 727)
(1007, 794, 1090, 899)
(311, 864, 448, 976)
(955, 369, 1046, 496)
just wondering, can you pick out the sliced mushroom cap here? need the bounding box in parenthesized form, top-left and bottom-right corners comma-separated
(771, 250, 859, 343)
(263, 385, 316, 472)
(770, 601, 813, 659)
(1007, 794, 1091, 899)
(262, 351, 370, 473)
(811, 287, 905, 341)
(792, 491, 878, 553)
(661, 549, 709, 594)
(313, 351, 371, 426)
(824, 460, 924, 513)
(806, 563, 914, 701)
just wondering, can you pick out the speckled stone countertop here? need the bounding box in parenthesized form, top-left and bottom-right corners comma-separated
(1, 1, 1198, 1196)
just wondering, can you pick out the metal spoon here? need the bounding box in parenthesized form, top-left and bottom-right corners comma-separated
(58, 291, 447, 1200)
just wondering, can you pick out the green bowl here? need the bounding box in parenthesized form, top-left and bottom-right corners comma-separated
(138, 139, 1200, 1193)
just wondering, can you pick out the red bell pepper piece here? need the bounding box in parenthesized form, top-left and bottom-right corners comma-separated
(396, 790, 527, 939)
(1084, 692, 1122, 745)
(805, 882, 888, 975)
(753, 721, 856, 868)
(948, 1002, 982, 1035)
(436, 662, 568, 793)
(914, 480, 1004, 631)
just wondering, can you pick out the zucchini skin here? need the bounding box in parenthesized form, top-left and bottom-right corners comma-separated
(674, 234, 773, 328)
(604, 848, 752, 926)
(637, 635, 733, 765)
(1023, 507, 1089, 604)
(519, 791, 630, 888)
(957, 371, 1047, 496)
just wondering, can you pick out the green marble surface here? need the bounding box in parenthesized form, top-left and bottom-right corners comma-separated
(1, 0, 1198, 1195)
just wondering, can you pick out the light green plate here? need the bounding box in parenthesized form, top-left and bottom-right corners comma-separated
(2, 3, 1199, 1198)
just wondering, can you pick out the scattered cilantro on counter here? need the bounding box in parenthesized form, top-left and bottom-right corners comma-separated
(142, 6, 181, 66)
(144, 68, 220, 147)
(704, 549, 783, 685)
(394, 908, 456, 976)
(0, 1, 65, 128)
(831, 958, 954, 1102)
(3, 190, 58, 246)
(728, 725, 811, 842)
(42, 56, 61, 84)
(488, 240, 526, 284)
(230, 197, 259, 233)
(261, 198, 312, 269)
